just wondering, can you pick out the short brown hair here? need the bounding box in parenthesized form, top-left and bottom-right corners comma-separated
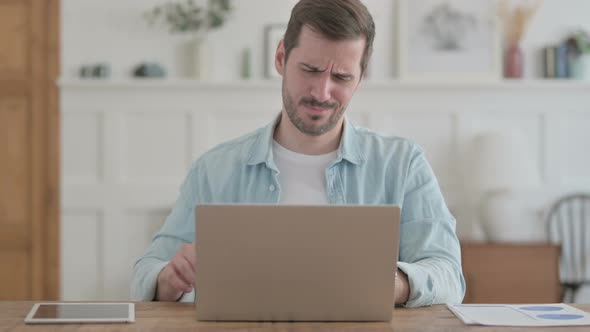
(283, 0, 375, 77)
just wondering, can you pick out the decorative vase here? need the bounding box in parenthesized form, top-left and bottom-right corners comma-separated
(188, 36, 211, 80)
(479, 190, 545, 243)
(504, 43, 524, 79)
(241, 48, 251, 80)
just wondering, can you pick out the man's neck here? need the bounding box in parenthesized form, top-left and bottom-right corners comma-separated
(273, 112, 343, 155)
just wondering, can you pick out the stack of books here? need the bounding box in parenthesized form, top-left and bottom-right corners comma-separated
(543, 45, 570, 79)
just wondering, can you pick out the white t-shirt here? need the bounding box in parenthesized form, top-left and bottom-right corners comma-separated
(272, 140, 337, 204)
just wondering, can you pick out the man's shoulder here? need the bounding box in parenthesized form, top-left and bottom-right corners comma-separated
(195, 126, 265, 167)
(352, 125, 423, 156)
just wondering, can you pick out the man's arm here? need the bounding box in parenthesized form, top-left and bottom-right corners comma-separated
(131, 155, 212, 302)
(397, 148, 466, 307)
(131, 236, 185, 301)
(131, 164, 200, 301)
(130, 198, 194, 301)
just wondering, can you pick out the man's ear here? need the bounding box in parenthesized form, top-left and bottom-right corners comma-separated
(274, 39, 286, 77)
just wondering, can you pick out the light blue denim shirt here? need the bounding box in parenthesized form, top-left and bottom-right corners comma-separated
(131, 117, 466, 307)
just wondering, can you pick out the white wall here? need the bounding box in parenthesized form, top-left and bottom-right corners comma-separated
(59, 80, 590, 300)
(62, 0, 590, 80)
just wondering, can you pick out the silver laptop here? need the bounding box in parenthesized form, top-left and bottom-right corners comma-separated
(194, 204, 400, 322)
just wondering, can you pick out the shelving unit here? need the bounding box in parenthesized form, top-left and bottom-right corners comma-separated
(58, 78, 590, 90)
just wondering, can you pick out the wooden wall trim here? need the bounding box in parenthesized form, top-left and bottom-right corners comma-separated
(29, 0, 60, 300)
(46, 0, 61, 301)
(30, 0, 45, 301)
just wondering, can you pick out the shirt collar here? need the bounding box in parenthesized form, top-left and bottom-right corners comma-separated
(247, 115, 365, 168)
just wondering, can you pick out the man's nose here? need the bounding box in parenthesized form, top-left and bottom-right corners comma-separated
(310, 73, 332, 102)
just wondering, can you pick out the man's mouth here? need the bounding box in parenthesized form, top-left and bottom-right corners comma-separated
(303, 104, 331, 114)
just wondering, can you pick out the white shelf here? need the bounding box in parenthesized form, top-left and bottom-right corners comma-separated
(57, 78, 281, 89)
(58, 78, 590, 90)
(368, 79, 590, 89)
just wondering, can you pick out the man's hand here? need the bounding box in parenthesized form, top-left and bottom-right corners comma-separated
(394, 269, 410, 305)
(156, 244, 196, 301)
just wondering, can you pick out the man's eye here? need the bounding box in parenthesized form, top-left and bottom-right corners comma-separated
(334, 75, 352, 81)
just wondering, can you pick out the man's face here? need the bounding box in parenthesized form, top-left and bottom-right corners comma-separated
(276, 26, 365, 136)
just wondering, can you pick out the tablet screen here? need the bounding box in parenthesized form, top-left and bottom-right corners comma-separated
(33, 303, 130, 319)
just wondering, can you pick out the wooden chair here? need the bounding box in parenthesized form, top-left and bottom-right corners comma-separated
(546, 193, 590, 303)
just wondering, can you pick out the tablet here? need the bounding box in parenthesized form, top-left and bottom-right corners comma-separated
(24, 303, 135, 324)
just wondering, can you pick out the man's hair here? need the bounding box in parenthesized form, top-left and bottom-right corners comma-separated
(283, 0, 375, 77)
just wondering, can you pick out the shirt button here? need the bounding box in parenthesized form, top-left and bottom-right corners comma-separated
(269, 185, 275, 192)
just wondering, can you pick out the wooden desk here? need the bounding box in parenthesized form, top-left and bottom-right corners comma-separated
(1, 302, 589, 331)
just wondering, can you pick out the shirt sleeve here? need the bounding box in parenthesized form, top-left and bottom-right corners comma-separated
(130, 164, 200, 301)
(397, 148, 466, 307)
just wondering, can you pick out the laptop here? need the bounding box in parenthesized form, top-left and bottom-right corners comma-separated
(194, 204, 401, 322)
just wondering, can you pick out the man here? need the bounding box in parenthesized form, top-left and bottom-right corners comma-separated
(131, 0, 465, 307)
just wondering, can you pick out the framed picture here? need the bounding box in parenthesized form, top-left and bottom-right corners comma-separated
(264, 24, 287, 79)
(397, 0, 501, 81)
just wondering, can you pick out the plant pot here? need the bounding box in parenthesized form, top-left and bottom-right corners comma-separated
(570, 54, 590, 81)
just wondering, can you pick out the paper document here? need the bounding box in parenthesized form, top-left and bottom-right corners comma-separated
(447, 303, 590, 327)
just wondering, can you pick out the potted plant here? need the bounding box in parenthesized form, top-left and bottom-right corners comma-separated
(144, 0, 232, 79)
(566, 30, 590, 80)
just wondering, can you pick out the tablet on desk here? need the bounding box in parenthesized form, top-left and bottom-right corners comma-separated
(24, 303, 135, 324)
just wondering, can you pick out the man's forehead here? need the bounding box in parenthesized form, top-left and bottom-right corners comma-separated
(292, 28, 365, 74)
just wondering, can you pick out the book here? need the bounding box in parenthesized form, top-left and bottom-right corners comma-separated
(544, 46, 556, 78)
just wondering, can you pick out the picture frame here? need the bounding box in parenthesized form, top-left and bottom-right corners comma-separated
(397, 0, 502, 81)
(264, 24, 287, 79)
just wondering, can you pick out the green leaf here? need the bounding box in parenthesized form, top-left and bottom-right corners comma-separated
(209, 11, 223, 29)
(145, 0, 231, 33)
(219, 0, 231, 11)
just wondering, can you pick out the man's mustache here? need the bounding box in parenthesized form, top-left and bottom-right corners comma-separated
(300, 97, 337, 110)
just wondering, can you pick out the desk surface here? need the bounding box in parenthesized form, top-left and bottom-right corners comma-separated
(1, 302, 589, 331)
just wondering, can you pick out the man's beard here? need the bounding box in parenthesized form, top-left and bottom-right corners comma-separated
(282, 81, 346, 136)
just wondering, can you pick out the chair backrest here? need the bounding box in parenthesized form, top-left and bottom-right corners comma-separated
(546, 193, 590, 284)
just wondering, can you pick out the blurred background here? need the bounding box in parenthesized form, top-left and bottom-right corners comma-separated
(1, 0, 589, 304)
